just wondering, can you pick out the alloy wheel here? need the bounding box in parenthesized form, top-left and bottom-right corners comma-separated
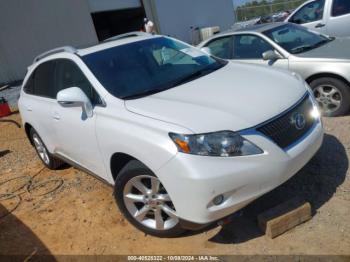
(313, 84, 342, 115)
(123, 175, 179, 231)
(32, 134, 50, 165)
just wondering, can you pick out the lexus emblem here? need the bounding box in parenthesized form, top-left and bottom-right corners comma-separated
(291, 113, 306, 130)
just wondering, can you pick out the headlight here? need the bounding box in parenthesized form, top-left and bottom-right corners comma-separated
(169, 131, 263, 157)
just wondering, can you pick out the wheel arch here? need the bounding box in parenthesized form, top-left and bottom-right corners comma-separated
(110, 152, 149, 182)
(24, 122, 34, 145)
(306, 73, 350, 87)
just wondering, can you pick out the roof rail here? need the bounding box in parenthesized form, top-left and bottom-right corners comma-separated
(33, 46, 77, 63)
(103, 32, 151, 43)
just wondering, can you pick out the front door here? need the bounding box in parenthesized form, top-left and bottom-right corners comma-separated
(230, 34, 289, 70)
(204, 34, 289, 70)
(52, 59, 106, 177)
(288, 0, 328, 35)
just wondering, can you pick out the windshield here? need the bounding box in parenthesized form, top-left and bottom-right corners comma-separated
(263, 24, 332, 54)
(82, 37, 226, 99)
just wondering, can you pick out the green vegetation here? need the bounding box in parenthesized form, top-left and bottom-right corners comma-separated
(235, 0, 308, 21)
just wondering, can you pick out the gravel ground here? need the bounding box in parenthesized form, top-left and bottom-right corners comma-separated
(0, 112, 349, 256)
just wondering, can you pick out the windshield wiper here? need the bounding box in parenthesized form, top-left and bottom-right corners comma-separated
(291, 39, 331, 54)
(291, 45, 314, 54)
(170, 66, 218, 88)
(311, 39, 331, 49)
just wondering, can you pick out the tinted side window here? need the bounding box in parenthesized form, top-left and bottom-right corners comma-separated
(33, 61, 56, 98)
(290, 0, 325, 24)
(232, 35, 273, 59)
(55, 60, 100, 104)
(205, 36, 233, 59)
(23, 73, 35, 94)
(332, 0, 350, 17)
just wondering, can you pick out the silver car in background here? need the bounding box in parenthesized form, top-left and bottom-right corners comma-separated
(198, 23, 350, 117)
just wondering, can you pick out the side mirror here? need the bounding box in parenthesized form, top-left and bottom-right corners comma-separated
(57, 87, 93, 118)
(200, 47, 212, 55)
(262, 50, 283, 61)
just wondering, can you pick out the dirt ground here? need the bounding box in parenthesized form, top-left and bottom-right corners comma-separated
(0, 112, 349, 256)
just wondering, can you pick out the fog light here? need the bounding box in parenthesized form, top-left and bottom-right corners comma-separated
(213, 195, 224, 206)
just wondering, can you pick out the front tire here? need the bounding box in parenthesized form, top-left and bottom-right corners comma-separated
(310, 77, 350, 117)
(30, 128, 63, 170)
(114, 160, 186, 237)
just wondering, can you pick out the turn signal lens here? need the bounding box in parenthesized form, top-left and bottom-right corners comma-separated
(174, 139, 190, 153)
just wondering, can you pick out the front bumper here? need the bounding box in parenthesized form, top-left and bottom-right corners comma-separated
(157, 121, 323, 225)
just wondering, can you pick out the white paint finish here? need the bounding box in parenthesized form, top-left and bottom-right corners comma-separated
(19, 35, 324, 227)
(158, 122, 323, 223)
(125, 62, 306, 133)
(52, 102, 107, 179)
(149, 0, 235, 43)
(87, 0, 141, 13)
(0, 0, 98, 84)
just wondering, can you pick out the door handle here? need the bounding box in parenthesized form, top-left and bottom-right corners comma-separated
(315, 23, 326, 28)
(26, 107, 32, 112)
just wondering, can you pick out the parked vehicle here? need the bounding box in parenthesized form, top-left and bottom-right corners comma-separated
(199, 22, 350, 117)
(19, 32, 323, 237)
(285, 0, 350, 37)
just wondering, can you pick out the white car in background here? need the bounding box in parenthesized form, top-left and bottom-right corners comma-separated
(19, 33, 323, 237)
(286, 0, 350, 37)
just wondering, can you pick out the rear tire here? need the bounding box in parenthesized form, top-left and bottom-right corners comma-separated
(114, 160, 186, 237)
(309, 77, 350, 117)
(30, 128, 63, 170)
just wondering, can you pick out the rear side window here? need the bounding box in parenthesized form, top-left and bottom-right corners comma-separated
(23, 73, 35, 94)
(205, 36, 233, 59)
(33, 61, 56, 98)
(332, 0, 350, 17)
(55, 59, 101, 104)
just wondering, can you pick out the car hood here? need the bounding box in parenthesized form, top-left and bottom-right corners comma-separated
(125, 62, 306, 133)
(295, 38, 350, 61)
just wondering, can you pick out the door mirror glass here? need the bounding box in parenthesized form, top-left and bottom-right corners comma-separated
(57, 87, 93, 118)
(262, 50, 283, 61)
(200, 47, 212, 55)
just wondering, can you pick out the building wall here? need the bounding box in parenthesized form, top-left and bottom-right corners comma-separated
(88, 0, 141, 13)
(147, 0, 235, 43)
(0, 0, 98, 84)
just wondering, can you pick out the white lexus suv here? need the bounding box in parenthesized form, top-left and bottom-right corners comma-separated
(19, 32, 324, 237)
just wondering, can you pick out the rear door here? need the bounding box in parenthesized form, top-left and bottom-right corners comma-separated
(288, 0, 328, 34)
(327, 0, 350, 37)
(19, 61, 58, 152)
(52, 59, 106, 177)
